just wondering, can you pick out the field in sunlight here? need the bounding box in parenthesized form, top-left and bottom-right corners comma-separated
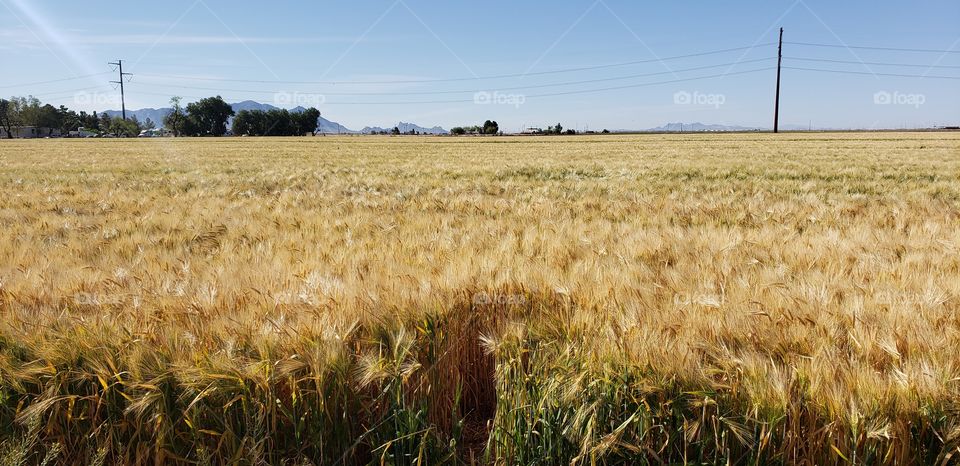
(1, 133, 959, 464)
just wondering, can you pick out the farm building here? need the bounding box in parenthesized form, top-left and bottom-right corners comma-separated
(68, 127, 99, 138)
(0, 126, 62, 139)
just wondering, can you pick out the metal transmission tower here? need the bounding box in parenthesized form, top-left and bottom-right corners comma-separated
(774, 28, 783, 133)
(109, 60, 133, 120)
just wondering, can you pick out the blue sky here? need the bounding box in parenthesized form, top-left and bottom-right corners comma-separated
(2, 0, 958, 131)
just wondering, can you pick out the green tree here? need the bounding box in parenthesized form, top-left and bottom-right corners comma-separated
(232, 109, 256, 136)
(293, 107, 321, 136)
(391, 126, 401, 135)
(450, 127, 466, 135)
(264, 109, 293, 136)
(58, 105, 81, 135)
(99, 112, 112, 133)
(15, 96, 41, 129)
(250, 110, 270, 135)
(185, 96, 234, 136)
(33, 104, 61, 137)
(234, 108, 316, 137)
(483, 120, 499, 135)
(108, 117, 139, 137)
(164, 96, 186, 137)
(86, 111, 100, 131)
(0, 99, 16, 138)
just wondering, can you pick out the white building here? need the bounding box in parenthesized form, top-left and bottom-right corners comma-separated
(138, 128, 172, 138)
(0, 126, 61, 139)
(69, 127, 98, 138)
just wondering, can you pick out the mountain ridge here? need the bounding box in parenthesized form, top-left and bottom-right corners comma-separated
(646, 122, 759, 132)
(360, 122, 448, 135)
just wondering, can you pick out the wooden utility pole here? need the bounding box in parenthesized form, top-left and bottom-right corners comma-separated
(109, 60, 133, 120)
(774, 28, 783, 133)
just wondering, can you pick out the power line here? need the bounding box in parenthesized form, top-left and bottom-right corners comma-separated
(782, 66, 960, 80)
(28, 88, 115, 104)
(0, 72, 112, 90)
(785, 57, 960, 69)
(134, 43, 777, 85)
(136, 58, 776, 97)
(133, 67, 774, 105)
(522, 67, 774, 99)
(784, 42, 960, 54)
(0, 86, 115, 105)
(29, 85, 112, 98)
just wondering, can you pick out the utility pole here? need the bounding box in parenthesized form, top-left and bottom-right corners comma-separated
(774, 28, 783, 133)
(109, 60, 133, 120)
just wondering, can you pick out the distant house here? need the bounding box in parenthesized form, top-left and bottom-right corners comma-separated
(522, 127, 544, 135)
(68, 127, 98, 138)
(138, 128, 172, 138)
(0, 126, 61, 139)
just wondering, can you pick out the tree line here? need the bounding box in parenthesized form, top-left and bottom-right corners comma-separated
(2, 94, 595, 139)
(534, 123, 580, 135)
(447, 121, 591, 136)
(0, 96, 153, 138)
(232, 107, 321, 137)
(1, 94, 322, 138)
(450, 120, 500, 135)
(163, 96, 319, 137)
(160, 96, 319, 137)
(162, 96, 234, 137)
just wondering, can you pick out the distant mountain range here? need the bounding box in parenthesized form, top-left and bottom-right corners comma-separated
(99, 106, 807, 135)
(102, 107, 171, 127)
(103, 101, 446, 135)
(645, 122, 760, 132)
(360, 122, 448, 135)
(642, 122, 810, 132)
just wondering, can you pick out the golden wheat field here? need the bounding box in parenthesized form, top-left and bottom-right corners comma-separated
(1, 133, 959, 465)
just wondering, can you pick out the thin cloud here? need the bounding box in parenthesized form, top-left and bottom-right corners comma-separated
(88, 34, 384, 45)
(11, 33, 388, 46)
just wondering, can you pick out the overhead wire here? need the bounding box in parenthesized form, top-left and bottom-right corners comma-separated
(132, 43, 778, 85)
(132, 67, 775, 105)
(782, 66, 960, 80)
(784, 42, 960, 54)
(134, 58, 776, 97)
